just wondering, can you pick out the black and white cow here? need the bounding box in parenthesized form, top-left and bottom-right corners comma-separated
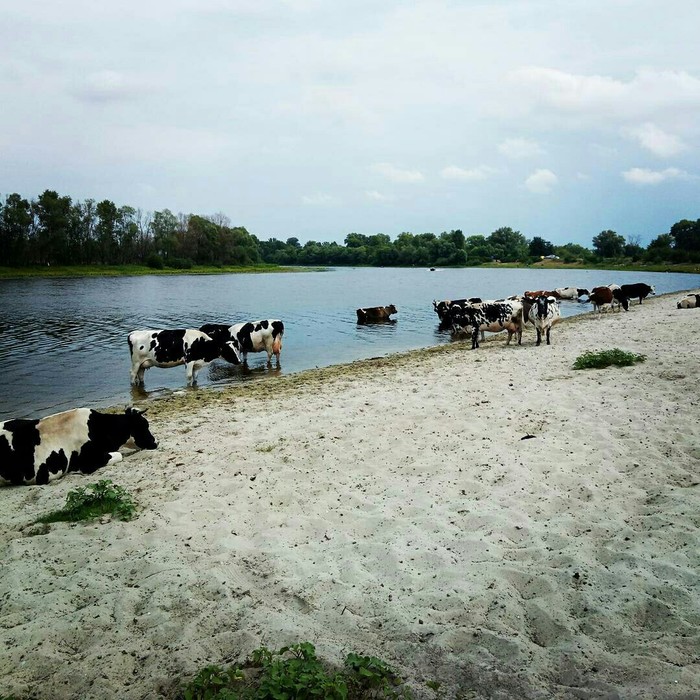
(677, 294, 700, 309)
(128, 329, 241, 386)
(0, 407, 157, 486)
(528, 295, 561, 346)
(620, 283, 655, 305)
(433, 298, 482, 328)
(200, 320, 284, 366)
(450, 300, 524, 349)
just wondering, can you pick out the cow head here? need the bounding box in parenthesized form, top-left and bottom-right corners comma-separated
(577, 288, 590, 297)
(648, 285, 656, 296)
(386, 304, 397, 315)
(125, 407, 158, 450)
(219, 338, 242, 365)
(534, 295, 555, 318)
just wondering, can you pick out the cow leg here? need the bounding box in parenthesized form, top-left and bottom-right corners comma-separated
(471, 328, 480, 349)
(71, 444, 119, 474)
(546, 327, 551, 345)
(536, 328, 542, 346)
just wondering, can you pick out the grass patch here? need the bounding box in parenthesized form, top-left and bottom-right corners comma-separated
(36, 480, 137, 524)
(573, 349, 646, 370)
(181, 642, 419, 699)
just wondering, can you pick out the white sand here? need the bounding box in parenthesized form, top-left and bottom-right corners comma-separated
(1, 291, 699, 699)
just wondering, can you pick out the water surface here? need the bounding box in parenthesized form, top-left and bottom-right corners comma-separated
(1, 267, 697, 420)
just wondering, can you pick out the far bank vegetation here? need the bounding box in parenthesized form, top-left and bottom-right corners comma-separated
(1, 189, 699, 273)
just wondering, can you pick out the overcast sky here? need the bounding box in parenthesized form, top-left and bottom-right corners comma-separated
(2, 0, 699, 247)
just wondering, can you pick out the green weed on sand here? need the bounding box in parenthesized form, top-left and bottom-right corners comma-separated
(37, 479, 137, 524)
(573, 348, 646, 370)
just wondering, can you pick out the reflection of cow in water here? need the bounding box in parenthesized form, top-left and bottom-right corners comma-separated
(356, 305, 397, 323)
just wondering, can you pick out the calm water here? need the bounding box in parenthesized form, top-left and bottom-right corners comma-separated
(1, 267, 698, 420)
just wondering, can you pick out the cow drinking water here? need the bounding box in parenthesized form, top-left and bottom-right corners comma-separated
(128, 329, 241, 386)
(0, 407, 157, 486)
(200, 320, 284, 366)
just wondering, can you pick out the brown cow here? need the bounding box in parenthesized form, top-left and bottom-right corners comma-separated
(589, 286, 628, 313)
(524, 290, 561, 300)
(356, 304, 397, 323)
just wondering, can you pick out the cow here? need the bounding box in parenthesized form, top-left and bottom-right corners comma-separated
(620, 283, 655, 305)
(677, 294, 700, 309)
(356, 305, 397, 323)
(555, 287, 590, 301)
(433, 298, 482, 329)
(200, 320, 284, 366)
(524, 290, 561, 300)
(607, 284, 629, 312)
(0, 407, 157, 486)
(528, 295, 561, 346)
(589, 286, 628, 313)
(128, 329, 241, 386)
(450, 300, 524, 349)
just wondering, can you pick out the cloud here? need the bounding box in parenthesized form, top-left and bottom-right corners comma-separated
(301, 192, 338, 205)
(621, 167, 688, 185)
(440, 165, 498, 181)
(524, 168, 558, 194)
(71, 70, 151, 103)
(510, 67, 700, 122)
(624, 123, 685, 157)
(371, 162, 425, 183)
(365, 190, 395, 202)
(497, 138, 544, 159)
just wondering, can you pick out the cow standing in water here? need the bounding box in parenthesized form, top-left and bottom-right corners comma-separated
(356, 305, 397, 323)
(128, 329, 241, 386)
(200, 320, 284, 366)
(0, 407, 157, 486)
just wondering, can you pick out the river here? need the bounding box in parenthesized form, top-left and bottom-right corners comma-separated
(1, 266, 698, 420)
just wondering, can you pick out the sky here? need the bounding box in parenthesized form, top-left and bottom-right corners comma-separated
(1, 0, 699, 248)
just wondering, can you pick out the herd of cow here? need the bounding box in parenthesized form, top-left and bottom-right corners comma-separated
(2, 281, 699, 487)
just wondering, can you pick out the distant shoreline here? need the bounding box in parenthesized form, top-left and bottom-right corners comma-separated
(1, 260, 699, 280)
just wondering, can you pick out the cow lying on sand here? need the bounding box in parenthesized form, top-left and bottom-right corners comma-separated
(128, 329, 241, 385)
(0, 407, 157, 486)
(356, 305, 397, 323)
(200, 320, 284, 366)
(677, 294, 700, 309)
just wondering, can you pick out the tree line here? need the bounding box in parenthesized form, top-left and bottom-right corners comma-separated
(1, 189, 699, 269)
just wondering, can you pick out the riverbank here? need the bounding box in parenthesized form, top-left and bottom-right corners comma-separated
(0, 263, 323, 279)
(1, 292, 699, 699)
(1, 260, 699, 279)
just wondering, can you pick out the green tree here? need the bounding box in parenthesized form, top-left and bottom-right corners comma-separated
(529, 236, 555, 258)
(488, 226, 529, 262)
(592, 229, 625, 258)
(33, 190, 73, 264)
(150, 209, 180, 260)
(644, 233, 673, 263)
(0, 193, 33, 266)
(669, 219, 700, 253)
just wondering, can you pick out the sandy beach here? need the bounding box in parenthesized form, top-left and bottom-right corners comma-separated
(1, 290, 699, 700)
